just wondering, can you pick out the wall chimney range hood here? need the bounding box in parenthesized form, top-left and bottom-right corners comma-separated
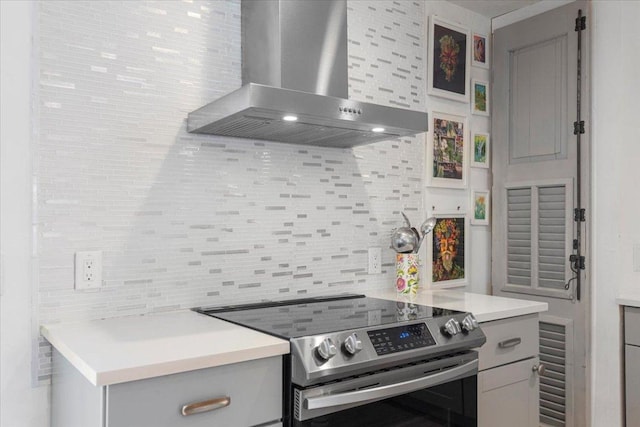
(187, 0, 428, 149)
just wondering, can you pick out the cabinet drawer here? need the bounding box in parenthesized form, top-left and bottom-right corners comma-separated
(625, 307, 640, 346)
(106, 356, 282, 427)
(478, 314, 538, 371)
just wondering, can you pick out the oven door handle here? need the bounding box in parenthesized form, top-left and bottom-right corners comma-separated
(305, 359, 478, 410)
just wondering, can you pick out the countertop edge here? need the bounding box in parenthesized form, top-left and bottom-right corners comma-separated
(616, 295, 640, 308)
(93, 342, 290, 386)
(41, 321, 290, 387)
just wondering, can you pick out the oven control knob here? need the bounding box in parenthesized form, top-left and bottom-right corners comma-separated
(343, 333, 363, 356)
(443, 319, 462, 337)
(461, 314, 479, 332)
(316, 338, 338, 361)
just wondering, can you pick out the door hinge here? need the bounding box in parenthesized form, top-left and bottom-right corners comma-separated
(574, 208, 586, 222)
(575, 15, 586, 31)
(570, 254, 586, 270)
(573, 120, 585, 135)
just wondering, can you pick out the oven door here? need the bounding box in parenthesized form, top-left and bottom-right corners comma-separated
(292, 352, 478, 427)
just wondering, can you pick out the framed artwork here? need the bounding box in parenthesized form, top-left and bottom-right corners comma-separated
(426, 213, 469, 289)
(471, 131, 490, 168)
(472, 79, 490, 116)
(426, 111, 468, 189)
(472, 32, 489, 69)
(471, 190, 490, 226)
(428, 16, 470, 103)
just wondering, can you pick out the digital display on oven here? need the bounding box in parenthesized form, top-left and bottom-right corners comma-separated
(367, 323, 436, 356)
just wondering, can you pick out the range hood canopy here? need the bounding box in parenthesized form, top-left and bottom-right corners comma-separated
(187, 0, 428, 148)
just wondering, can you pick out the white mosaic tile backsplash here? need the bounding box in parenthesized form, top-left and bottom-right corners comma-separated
(35, 0, 428, 381)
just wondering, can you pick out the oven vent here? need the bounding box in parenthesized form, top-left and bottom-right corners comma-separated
(539, 321, 567, 426)
(294, 388, 302, 421)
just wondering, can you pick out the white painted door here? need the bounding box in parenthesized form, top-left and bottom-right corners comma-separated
(491, 2, 589, 426)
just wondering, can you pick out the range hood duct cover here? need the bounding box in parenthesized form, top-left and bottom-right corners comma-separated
(187, 0, 428, 148)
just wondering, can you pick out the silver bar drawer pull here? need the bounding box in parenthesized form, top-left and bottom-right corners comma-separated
(181, 396, 230, 416)
(498, 337, 522, 349)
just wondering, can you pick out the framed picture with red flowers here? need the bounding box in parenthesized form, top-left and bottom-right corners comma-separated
(428, 16, 470, 103)
(472, 32, 489, 69)
(426, 213, 469, 289)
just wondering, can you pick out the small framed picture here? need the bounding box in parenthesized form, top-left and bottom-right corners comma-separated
(426, 213, 469, 289)
(428, 16, 470, 103)
(471, 131, 490, 168)
(471, 190, 490, 226)
(472, 32, 489, 69)
(426, 111, 468, 189)
(472, 79, 490, 116)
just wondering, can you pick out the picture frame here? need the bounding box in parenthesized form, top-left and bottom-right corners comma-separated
(471, 190, 490, 226)
(472, 32, 489, 69)
(471, 131, 490, 168)
(428, 16, 470, 103)
(426, 213, 469, 289)
(472, 79, 490, 116)
(426, 111, 468, 189)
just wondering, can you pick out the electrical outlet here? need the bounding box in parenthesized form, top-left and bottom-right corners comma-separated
(75, 251, 103, 290)
(368, 247, 381, 274)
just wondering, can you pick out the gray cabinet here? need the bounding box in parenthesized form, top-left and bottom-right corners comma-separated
(477, 314, 541, 427)
(625, 307, 640, 427)
(52, 350, 282, 427)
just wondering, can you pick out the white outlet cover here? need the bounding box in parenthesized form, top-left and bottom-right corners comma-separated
(368, 247, 382, 274)
(75, 251, 103, 290)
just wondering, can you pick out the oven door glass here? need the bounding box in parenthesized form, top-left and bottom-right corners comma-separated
(294, 375, 477, 427)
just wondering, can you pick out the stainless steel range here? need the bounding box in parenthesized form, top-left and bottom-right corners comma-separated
(196, 294, 486, 426)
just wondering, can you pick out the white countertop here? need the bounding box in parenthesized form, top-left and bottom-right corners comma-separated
(366, 289, 548, 323)
(616, 290, 640, 307)
(42, 290, 547, 387)
(41, 310, 289, 386)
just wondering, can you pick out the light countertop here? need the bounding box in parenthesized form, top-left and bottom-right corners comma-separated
(42, 289, 547, 387)
(616, 290, 640, 308)
(40, 310, 289, 386)
(366, 289, 548, 323)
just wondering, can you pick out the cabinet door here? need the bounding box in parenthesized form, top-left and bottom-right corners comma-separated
(106, 356, 282, 427)
(627, 345, 640, 427)
(478, 357, 539, 427)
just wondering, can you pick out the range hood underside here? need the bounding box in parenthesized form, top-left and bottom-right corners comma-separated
(188, 84, 428, 149)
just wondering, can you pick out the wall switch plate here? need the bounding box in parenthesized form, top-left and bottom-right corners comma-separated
(634, 244, 640, 273)
(368, 247, 381, 274)
(75, 251, 103, 290)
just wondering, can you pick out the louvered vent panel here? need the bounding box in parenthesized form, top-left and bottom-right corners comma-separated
(540, 321, 567, 427)
(538, 185, 567, 290)
(507, 187, 532, 286)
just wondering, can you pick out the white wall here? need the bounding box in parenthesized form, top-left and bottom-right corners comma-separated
(590, 1, 640, 425)
(421, 1, 493, 296)
(1, 1, 50, 426)
(0, 1, 491, 426)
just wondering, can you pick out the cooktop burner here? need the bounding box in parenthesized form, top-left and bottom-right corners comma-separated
(195, 294, 463, 339)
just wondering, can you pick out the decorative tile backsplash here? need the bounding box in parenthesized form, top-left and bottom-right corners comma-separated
(35, 0, 426, 380)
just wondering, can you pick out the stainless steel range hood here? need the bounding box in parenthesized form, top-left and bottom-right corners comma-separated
(187, 0, 428, 148)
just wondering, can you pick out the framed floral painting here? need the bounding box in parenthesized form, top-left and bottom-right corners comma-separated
(426, 111, 468, 189)
(428, 16, 470, 103)
(471, 190, 490, 226)
(472, 79, 490, 116)
(471, 131, 490, 168)
(426, 213, 469, 289)
(472, 32, 489, 69)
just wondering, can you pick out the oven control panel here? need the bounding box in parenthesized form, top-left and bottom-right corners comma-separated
(367, 323, 436, 356)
